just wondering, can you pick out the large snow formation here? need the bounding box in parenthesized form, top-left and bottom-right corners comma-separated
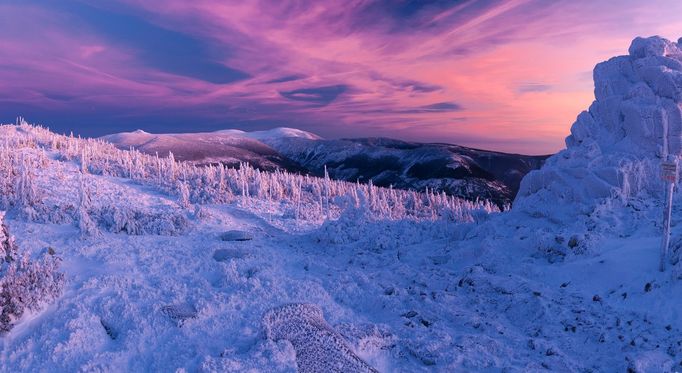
(516, 36, 682, 217)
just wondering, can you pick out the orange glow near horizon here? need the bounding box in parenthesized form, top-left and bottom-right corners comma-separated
(1, 1, 682, 154)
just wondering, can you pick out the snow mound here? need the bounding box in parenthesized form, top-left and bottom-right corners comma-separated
(515, 36, 682, 218)
(262, 303, 378, 373)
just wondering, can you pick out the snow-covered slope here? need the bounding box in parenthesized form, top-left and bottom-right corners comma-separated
(0, 122, 504, 372)
(265, 136, 547, 205)
(100, 128, 309, 172)
(103, 128, 546, 205)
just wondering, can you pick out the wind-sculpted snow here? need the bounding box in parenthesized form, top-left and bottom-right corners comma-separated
(1, 120, 681, 370)
(516, 36, 682, 219)
(263, 303, 378, 373)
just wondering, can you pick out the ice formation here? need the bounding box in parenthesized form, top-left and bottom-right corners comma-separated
(262, 303, 378, 373)
(516, 36, 682, 216)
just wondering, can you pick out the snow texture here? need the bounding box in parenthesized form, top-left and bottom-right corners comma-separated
(262, 303, 378, 373)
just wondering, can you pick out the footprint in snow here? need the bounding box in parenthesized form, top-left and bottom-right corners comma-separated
(161, 304, 198, 327)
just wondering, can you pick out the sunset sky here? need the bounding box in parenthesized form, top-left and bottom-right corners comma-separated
(1, 0, 682, 154)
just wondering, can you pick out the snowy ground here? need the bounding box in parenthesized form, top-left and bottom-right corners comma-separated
(2, 155, 682, 372)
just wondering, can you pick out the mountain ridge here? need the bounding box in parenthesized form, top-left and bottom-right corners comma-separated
(101, 127, 548, 205)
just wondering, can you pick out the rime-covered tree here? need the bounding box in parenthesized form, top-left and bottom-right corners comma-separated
(178, 180, 191, 209)
(77, 172, 98, 237)
(0, 212, 65, 333)
(15, 152, 41, 220)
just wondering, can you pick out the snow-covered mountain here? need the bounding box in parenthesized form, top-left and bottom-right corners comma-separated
(263, 136, 547, 206)
(100, 128, 310, 172)
(5, 36, 682, 372)
(102, 128, 547, 205)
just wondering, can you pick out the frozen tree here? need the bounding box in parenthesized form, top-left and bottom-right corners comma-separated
(77, 172, 99, 237)
(178, 180, 191, 209)
(80, 149, 88, 174)
(0, 121, 501, 227)
(0, 214, 17, 263)
(0, 212, 65, 333)
(15, 152, 41, 220)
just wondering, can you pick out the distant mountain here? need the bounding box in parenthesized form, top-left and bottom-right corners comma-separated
(102, 128, 548, 204)
(262, 136, 548, 205)
(100, 128, 314, 172)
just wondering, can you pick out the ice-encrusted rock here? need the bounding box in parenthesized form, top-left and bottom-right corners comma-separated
(213, 248, 249, 261)
(220, 230, 253, 242)
(515, 36, 682, 217)
(262, 303, 378, 373)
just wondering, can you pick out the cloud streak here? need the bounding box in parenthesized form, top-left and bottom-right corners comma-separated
(2, 0, 682, 153)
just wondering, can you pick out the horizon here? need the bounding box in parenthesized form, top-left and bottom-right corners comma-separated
(2, 1, 682, 155)
(17, 119, 555, 156)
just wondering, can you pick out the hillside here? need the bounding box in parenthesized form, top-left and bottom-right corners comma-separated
(100, 129, 308, 172)
(102, 128, 547, 205)
(264, 136, 547, 206)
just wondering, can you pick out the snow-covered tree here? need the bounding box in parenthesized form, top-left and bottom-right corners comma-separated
(0, 212, 65, 333)
(77, 172, 98, 237)
(178, 180, 191, 209)
(14, 152, 41, 220)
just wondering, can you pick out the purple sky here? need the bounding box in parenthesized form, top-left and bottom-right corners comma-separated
(1, 0, 681, 154)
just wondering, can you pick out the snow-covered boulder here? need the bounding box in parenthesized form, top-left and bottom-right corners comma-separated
(213, 248, 249, 261)
(262, 303, 378, 373)
(515, 36, 682, 217)
(220, 230, 253, 242)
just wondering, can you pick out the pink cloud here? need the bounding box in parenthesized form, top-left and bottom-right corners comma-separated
(3, 0, 682, 153)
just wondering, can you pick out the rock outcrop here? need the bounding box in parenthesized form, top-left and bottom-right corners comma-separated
(515, 36, 682, 217)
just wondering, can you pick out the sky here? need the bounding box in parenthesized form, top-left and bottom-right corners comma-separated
(1, 0, 682, 154)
